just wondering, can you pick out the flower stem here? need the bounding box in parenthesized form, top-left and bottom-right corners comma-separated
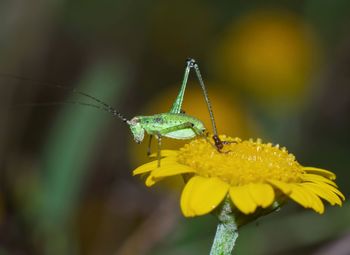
(210, 199, 238, 255)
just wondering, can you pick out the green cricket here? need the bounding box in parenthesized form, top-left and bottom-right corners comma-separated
(5, 58, 228, 165)
(127, 58, 228, 165)
(69, 58, 227, 165)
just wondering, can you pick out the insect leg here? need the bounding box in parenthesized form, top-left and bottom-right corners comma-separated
(147, 135, 153, 156)
(169, 61, 192, 114)
(168, 58, 229, 151)
(156, 134, 162, 167)
(187, 59, 231, 152)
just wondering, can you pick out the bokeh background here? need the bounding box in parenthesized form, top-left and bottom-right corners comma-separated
(0, 1, 349, 254)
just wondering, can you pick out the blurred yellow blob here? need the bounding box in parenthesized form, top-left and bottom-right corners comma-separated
(129, 83, 252, 166)
(215, 10, 321, 106)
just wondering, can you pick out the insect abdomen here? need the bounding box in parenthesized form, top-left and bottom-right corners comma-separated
(140, 113, 205, 139)
(164, 129, 197, 139)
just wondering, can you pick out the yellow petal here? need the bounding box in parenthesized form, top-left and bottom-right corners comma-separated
(303, 167, 336, 180)
(152, 164, 195, 178)
(267, 180, 292, 194)
(313, 182, 345, 201)
(289, 184, 324, 214)
(133, 157, 176, 175)
(288, 184, 308, 207)
(145, 174, 156, 187)
(311, 193, 325, 213)
(248, 183, 275, 208)
(149, 150, 178, 158)
(180, 176, 229, 217)
(308, 193, 325, 214)
(302, 174, 338, 187)
(301, 183, 342, 206)
(143, 162, 194, 187)
(180, 176, 197, 217)
(328, 186, 345, 201)
(133, 160, 158, 175)
(229, 185, 257, 214)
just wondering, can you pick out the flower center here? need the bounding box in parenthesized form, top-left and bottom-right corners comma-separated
(177, 136, 304, 185)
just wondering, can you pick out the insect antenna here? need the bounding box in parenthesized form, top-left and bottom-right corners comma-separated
(14, 101, 111, 113)
(1, 74, 129, 123)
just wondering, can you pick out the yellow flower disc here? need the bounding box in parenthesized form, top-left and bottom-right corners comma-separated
(177, 137, 303, 185)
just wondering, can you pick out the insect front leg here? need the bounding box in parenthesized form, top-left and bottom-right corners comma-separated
(156, 134, 162, 167)
(147, 135, 153, 156)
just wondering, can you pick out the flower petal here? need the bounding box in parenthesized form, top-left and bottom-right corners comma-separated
(133, 157, 177, 175)
(180, 176, 197, 217)
(302, 174, 338, 187)
(312, 182, 345, 201)
(289, 184, 324, 214)
(301, 183, 342, 206)
(229, 185, 257, 214)
(248, 183, 275, 208)
(288, 184, 308, 206)
(144, 162, 194, 187)
(307, 191, 325, 214)
(145, 174, 156, 187)
(152, 164, 195, 178)
(303, 167, 336, 180)
(149, 150, 178, 158)
(133, 160, 158, 175)
(180, 176, 229, 217)
(267, 180, 292, 194)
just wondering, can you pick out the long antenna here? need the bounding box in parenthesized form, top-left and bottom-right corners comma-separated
(14, 101, 113, 113)
(0, 74, 129, 123)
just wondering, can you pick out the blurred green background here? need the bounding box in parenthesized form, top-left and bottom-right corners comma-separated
(0, 1, 349, 254)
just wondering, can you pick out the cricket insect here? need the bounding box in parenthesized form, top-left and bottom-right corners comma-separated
(126, 58, 229, 165)
(5, 58, 229, 166)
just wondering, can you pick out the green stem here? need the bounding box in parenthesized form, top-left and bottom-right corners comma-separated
(210, 200, 238, 255)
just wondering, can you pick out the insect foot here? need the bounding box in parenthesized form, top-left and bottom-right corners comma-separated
(213, 135, 236, 154)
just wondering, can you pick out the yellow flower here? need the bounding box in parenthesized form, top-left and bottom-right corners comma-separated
(133, 136, 345, 217)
